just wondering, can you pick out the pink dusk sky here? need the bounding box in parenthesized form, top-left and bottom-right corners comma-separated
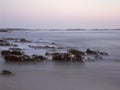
(0, 0, 120, 29)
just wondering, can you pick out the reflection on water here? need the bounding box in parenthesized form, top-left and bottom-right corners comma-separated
(0, 30, 120, 90)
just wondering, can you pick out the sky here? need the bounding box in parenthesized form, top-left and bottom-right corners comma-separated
(0, 0, 120, 29)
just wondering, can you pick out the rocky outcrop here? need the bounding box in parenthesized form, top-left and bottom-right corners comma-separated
(51, 49, 86, 63)
(0, 47, 109, 63)
(1, 50, 46, 62)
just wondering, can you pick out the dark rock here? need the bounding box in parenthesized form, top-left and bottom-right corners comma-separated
(20, 38, 31, 43)
(52, 52, 83, 62)
(22, 55, 32, 61)
(0, 39, 6, 42)
(1, 70, 14, 76)
(68, 49, 85, 56)
(86, 48, 109, 60)
(1, 49, 46, 62)
(86, 48, 108, 56)
(32, 55, 46, 61)
(1, 50, 24, 56)
(45, 52, 51, 56)
(99, 51, 108, 56)
(86, 49, 99, 55)
(94, 54, 103, 59)
(52, 53, 65, 61)
(4, 55, 23, 62)
(3, 54, 34, 62)
(1, 50, 11, 56)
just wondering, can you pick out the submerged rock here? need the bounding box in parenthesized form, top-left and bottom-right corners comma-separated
(1, 70, 14, 76)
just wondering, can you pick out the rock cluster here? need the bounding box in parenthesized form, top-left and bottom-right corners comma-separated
(1, 49, 46, 62)
(0, 48, 108, 63)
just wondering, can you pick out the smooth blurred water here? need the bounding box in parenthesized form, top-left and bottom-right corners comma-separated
(0, 30, 120, 90)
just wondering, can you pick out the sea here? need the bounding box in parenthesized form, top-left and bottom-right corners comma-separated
(0, 29, 120, 90)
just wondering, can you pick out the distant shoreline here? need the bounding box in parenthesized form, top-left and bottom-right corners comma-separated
(0, 28, 120, 32)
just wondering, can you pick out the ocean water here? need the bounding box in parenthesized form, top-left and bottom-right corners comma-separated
(0, 30, 120, 90)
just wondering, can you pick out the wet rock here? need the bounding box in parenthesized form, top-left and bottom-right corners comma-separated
(52, 53, 65, 61)
(68, 49, 86, 60)
(4, 55, 24, 62)
(86, 49, 108, 56)
(68, 49, 85, 56)
(1, 49, 46, 62)
(1, 70, 14, 76)
(1, 50, 11, 56)
(4, 54, 30, 62)
(99, 51, 108, 56)
(94, 54, 103, 59)
(86, 49, 99, 55)
(20, 38, 31, 43)
(86, 48, 108, 60)
(0, 39, 6, 42)
(51, 42, 56, 45)
(52, 52, 83, 62)
(1, 50, 24, 56)
(45, 52, 51, 56)
(32, 55, 46, 61)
